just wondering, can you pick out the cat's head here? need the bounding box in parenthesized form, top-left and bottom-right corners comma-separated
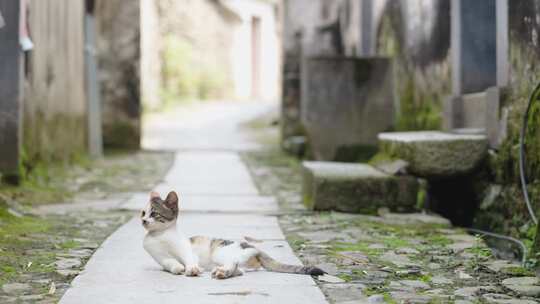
(141, 191, 179, 232)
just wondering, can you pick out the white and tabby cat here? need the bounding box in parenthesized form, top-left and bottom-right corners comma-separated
(141, 191, 324, 279)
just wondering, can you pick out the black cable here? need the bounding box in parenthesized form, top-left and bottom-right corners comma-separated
(519, 81, 540, 225)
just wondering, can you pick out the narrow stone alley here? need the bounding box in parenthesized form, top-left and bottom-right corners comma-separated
(59, 102, 327, 304)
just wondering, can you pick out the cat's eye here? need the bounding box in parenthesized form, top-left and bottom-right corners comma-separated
(141, 211, 146, 217)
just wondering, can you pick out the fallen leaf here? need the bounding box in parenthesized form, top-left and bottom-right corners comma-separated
(457, 271, 472, 279)
(317, 274, 345, 283)
(48, 282, 56, 295)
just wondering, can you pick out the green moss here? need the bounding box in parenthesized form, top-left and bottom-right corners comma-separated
(23, 112, 87, 168)
(337, 273, 354, 282)
(334, 144, 378, 162)
(501, 266, 535, 276)
(474, 47, 540, 255)
(59, 240, 81, 250)
(103, 121, 140, 149)
(465, 246, 492, 258)
(331, 241, 384, 257)
(286, 235, 306, 251)
(396, 78, 442, 131)
(416, 181, 428, 210)
(0, 206, 56, 284)
(303, 193, 314, 210)
(368, 152, 397, 166)
(425, 235, 452, 247)
(382, 237, 410, 249)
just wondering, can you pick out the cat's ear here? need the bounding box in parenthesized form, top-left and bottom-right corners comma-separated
(150, 191, 160, 200)
(164, 191, 179, 213)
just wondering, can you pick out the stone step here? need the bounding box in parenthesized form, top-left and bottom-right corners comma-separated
(302, 161, 418, 213)
(378, 131, 488, 178)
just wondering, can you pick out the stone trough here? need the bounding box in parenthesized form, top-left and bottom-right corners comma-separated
(378, 131, 488, 178)
(302, 161, 418, 213)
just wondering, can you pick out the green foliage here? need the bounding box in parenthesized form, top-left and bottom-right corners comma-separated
(161, 35, 228, 104)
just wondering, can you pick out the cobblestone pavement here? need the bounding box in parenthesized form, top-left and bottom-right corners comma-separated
(241, 115, 540, 304)
(0, 151, 174, 303)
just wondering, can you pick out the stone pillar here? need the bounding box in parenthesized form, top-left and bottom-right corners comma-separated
(0, 0, 22, 181)
(85, 4, 103, 158)
(95, 0, 141, 149)
(281, 31, 303, 143)
(301, 57, 395, 162)
(451, 0, 497, 95)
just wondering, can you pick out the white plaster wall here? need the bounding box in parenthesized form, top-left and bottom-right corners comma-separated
(141, 0, 161, 110)
(226, 0, 281, 102)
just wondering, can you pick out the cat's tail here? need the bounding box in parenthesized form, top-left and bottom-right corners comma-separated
(243, 242, 325, 276)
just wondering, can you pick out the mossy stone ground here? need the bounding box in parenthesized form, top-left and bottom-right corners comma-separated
(0, 151, 173, 303)
(242, 117, 540, 304)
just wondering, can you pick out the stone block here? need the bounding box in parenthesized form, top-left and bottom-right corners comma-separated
(378, 131, 487, 178)
(301, 56, 395, 162)
(302, 162, 418, 213)
(461, 92, 488, 130)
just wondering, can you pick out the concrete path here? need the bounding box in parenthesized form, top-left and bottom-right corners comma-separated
(60, 102, 327, 304)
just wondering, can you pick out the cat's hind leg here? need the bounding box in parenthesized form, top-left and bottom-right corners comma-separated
(211, 262, 244, 279)
(210, 242, 260, 279)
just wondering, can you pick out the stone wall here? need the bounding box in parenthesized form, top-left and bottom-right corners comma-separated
(95, 0, 141, 149)
(23, 0, 88, 165)
(374, 0, 451, 131)
(472, 0, 540, 247)
(301, 57, 395, 161)
(282, 0, 451, 141)
(281, 0, 323, 142)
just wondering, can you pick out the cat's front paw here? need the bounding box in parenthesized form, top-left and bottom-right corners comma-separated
(185, 265, 201, 277)
(170, 264, 185, 275)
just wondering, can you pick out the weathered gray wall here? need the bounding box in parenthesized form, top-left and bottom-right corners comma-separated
(282, 0, 451, 143)
(95, 0, 141, 149)
(0, 0, 22, 177)
(451, 0, 497, 95)
(301, 57, 395, 161)
(374, 0, 451, 131)
(24, 0, 88, 164)
(281, 0, 332, 142)
(472, 0, 540, 244)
